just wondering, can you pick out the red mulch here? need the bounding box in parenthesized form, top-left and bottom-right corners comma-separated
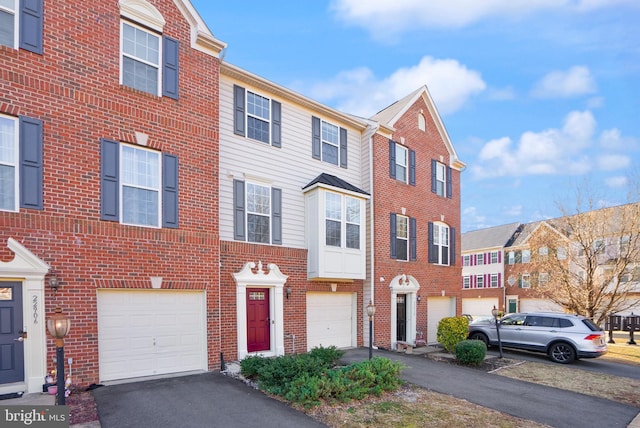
(66, 389, 99, 425)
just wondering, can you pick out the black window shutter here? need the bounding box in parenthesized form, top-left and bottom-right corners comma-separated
(272, 187, 282, 244)
(428, 222, 437, 263)
(431, 159, 437, 194)
(389, 140, 396, 178)
(390, 213, 397, 259)
(162, 153, 179, 228)
(162, 36, 179, 100)
(100, 138, 119, 221)
(446, 166, 452, 199)
(409, 149, 416, 186)
(19, 116, 43, 210)
(339, 127, 347, 168)
(233, 85, 246, 136)
(19, 0, 43, 54)
(450, 227, 456, 265)
(272, 100, 281, 147)
(409, 217, 417, 261)
(311, 116, 321, 159)
(233, 179, 246, 240)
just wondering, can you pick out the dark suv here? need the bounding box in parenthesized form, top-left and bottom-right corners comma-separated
(467, 312, 607, 363)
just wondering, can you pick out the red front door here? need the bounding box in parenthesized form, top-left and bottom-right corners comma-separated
(247, 288, 270, 353)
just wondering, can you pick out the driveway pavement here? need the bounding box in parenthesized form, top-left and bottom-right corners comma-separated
(92, 347, 640, 428)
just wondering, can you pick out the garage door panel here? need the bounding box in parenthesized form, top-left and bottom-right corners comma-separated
(307, 293, 354, 351)
(462, 298, 498, 319)
(98, 290, 206, 382)
(427, 297, 455, 344)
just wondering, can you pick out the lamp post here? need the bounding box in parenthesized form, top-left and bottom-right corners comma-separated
(47, 307, 71, 405)
(366, 301, 376, 360)
(491, 305, 503, 359)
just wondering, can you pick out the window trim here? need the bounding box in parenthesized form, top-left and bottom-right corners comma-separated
(232, 178, 282, 245)
(246, 90, 272, 144)
(430, 222, 452, 266)
(120, 20, 162, 96)
(0, 0, 17, 50)
(324, 191, 361, 250)
(0, 114, 19, 212)
(246, 181, 272, 244)
(119, 143, 162, 228)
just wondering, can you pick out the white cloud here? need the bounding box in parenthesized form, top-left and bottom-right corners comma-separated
(597, 154, 631, 171)
(599, 128, 638, 150)
(472, 110, 596, 179)
(330, 0, 632, 34)
(503, 205, 523, 216)
(530, 66, 597, 99)
(303, 56, 486, 117)
(605, 176, 628, 188)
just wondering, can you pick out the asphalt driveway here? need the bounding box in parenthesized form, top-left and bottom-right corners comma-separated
(93, 347, 640, 428)
(93, 372, 326, 428)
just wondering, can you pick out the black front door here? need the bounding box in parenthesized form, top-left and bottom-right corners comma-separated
(0, 282, 24, 384)
(397, 294, 407, 342)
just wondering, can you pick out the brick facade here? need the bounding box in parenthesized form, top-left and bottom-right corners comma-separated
(370, 92, 463, 348)
(0, 0, 222, 388)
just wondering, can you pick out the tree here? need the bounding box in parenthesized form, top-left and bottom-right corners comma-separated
(525, 189, 640, 326)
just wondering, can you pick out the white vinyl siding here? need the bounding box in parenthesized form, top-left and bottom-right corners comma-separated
(219, 77, 364, 248)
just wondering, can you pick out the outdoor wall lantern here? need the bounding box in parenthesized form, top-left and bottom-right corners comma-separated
(491, 305, 503, 358)
(367, 301, 376, 360)
(47, 307, 71, 405)
(48, 274, 60, 292)
(285, 286, 292, 299)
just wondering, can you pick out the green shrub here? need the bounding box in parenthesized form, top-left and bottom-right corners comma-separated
(437, 316, 469, 353)
(308, 345, 345, 366)
(455, 340, 486, 366)
(241, 348, 403, 408)
(239, 354, 268, 379)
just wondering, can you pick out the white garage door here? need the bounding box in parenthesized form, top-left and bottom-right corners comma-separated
(97, 290, 207, 382)
(519, 298, 563, 313)
(427, 297, 455, 344)
(462, 298, 499, 319)
(307, 293, 355, 351)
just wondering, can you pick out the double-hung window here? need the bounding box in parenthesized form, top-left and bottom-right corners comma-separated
(520, 273, 531, 289)
(0, 0, 16, 49)
(121, 21, 160, 95)
(431, 159, 452, 198)
(395, 215, 409, 261)
(476, 275, 484, 288)
(0, 0, 42, 53)
(234, 85, 281, 147)
(389, 140, 415, 185)
(325, 192, 361, 249)
(247, 92, 271, 144)
(428, 222, 455, 266)
(522, 249, 531, 263)
(0, 114, 43, 212)
(246, 182, 271, 244)
(232, 179, 282, 245)
(462, 255, 470, 266)
(121, 144, 161, 227)
(312, 117, 347, 167)
(120, 11, 179, 99)
(476, 253, 484, 265)
(491, 251, 499, 264)
(0, 115, 18, 211)
(101, 139, 179, 228)
(462, 276, 470, 289)
(490, 273, 499, 288)
(390, 213, 416, 261)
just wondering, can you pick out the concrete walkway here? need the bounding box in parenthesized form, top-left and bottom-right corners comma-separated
(341, 347, 640, 428)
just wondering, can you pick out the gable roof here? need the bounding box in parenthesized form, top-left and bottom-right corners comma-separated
(462, 222, 522, 251)
(302, 173, 370, 197)
(370, 85, 465, 171)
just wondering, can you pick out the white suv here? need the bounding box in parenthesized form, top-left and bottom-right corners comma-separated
(467, 312, 608, 363)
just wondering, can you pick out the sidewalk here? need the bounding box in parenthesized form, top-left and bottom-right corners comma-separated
(341, 347, 640, 428)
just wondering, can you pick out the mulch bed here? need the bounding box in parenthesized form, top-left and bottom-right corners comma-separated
(66, 389, 99, 425)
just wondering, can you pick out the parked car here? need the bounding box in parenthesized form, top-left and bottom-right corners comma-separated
(467, 312, 607, 363)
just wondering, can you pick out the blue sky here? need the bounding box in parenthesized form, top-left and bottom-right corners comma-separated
(192, 0, 640, 233)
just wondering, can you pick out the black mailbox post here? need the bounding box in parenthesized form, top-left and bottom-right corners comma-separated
(622, 314, 639, 345)
(606, 315, 623, 344)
